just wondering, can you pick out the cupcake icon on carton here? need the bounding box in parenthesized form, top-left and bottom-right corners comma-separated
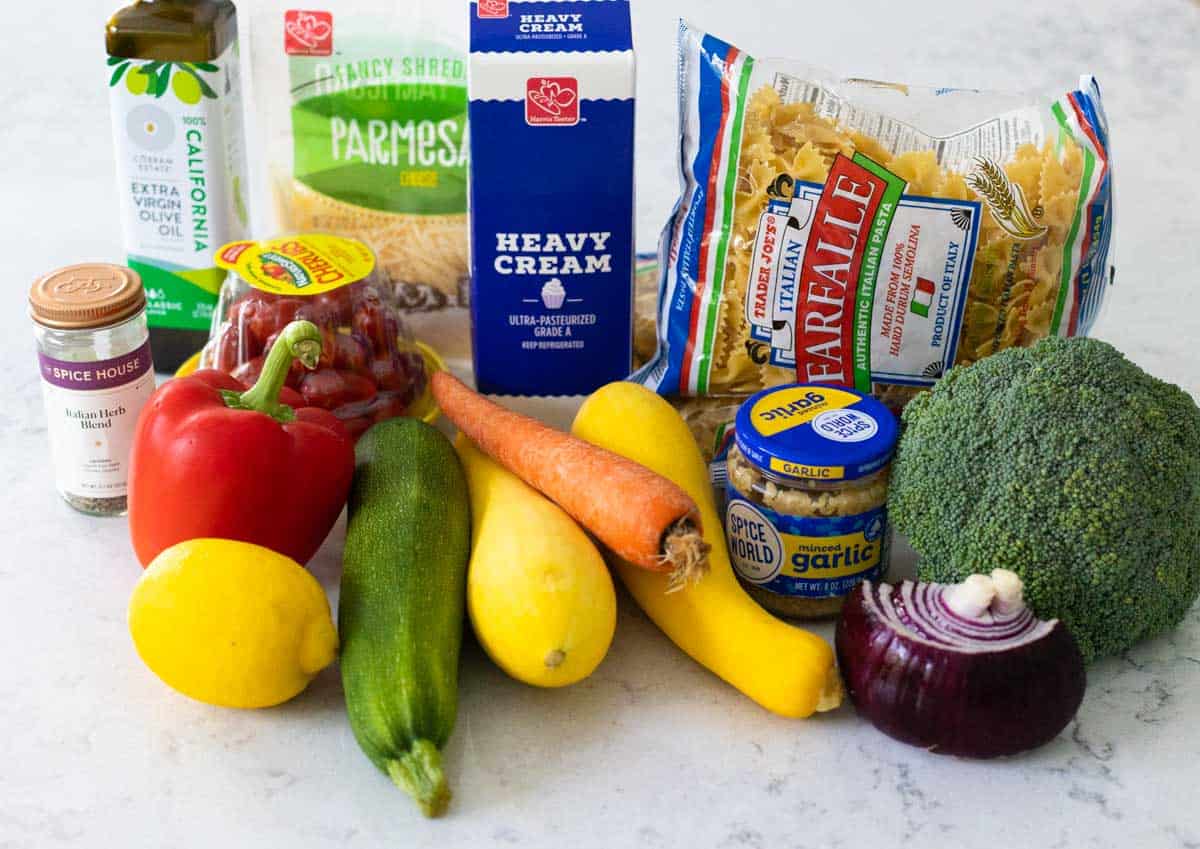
(541, 278, 566, 309)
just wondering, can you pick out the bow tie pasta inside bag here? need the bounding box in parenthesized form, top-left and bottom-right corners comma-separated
(250, 1, 468, 311)
(636, 22, 1113, 410)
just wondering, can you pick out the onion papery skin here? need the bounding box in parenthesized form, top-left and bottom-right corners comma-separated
(836, 580, 1086, 759)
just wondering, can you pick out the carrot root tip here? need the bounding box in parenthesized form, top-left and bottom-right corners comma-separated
(661, 520, 711, 593)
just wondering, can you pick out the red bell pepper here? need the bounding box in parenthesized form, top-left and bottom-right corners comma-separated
(128, 320, 355, 567)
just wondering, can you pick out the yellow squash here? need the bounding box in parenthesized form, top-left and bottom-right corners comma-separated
(455, 434, 616, 687)
(572, 382, 843, 717)
(128, 539, 338, 709)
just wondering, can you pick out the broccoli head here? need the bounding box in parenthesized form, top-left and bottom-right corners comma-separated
(889, 336, 1200, 661)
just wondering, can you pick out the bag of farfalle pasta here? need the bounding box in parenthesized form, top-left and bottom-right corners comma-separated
(635, 22, 1113, 414)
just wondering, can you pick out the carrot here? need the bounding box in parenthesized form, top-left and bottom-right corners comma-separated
(431, 372, 709, 588)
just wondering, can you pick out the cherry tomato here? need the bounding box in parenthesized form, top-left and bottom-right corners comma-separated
(227, 295, 265, 331)
(227, 295, 281, 346)
(211, 324, 261, 373)
(308, 288, 354, 326)
(268, 298, 307, 335)
(402, 351, 428, 399)
(370, 350, 427, 401)
(366, 391, 408, 421)
(339, 415, 374, 441)
(369, 353, 405, 392)
(230, 355, 265, 387)
(334, 391, 409, 437)
(332, 333, 371, 373)
(352, 290, 399, 353)
(278, 386, 306, 409)
(299, 368, 377, 411)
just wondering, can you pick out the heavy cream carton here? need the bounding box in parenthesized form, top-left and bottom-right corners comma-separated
(468, 0, 635, 395)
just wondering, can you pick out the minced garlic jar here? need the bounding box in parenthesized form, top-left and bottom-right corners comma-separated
(724, 384, 899, 619)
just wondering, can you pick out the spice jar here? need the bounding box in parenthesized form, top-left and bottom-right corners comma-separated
(724, 383, 899, 619)
(30, 264, 156, 516)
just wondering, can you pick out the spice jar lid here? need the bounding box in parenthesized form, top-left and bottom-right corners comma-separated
(29, 263, 145, 330)
(734, 383, 898, 483)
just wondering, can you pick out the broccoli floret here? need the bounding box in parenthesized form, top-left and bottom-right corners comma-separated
(890, 336, 1200, 661)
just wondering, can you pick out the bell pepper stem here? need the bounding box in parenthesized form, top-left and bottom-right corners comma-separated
(224, 320, 322, 423)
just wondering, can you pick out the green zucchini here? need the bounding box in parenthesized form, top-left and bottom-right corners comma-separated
(339, 418, 471, 817)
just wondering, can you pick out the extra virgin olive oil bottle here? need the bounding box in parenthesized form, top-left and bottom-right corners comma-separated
(105, 0, 249, 372)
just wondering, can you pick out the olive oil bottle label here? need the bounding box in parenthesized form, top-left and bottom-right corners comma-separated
(107, 44, 249, 331)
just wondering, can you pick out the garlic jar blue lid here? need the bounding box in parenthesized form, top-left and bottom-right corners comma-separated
(733, 383, 899, 483)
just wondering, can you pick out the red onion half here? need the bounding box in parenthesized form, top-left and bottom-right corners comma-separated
(836, 570, 1085, 758)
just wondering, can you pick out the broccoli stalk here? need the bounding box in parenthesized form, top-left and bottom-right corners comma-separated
(890, 336, 1200, 661)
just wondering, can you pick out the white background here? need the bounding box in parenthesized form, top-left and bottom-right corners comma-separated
(2, 1, 1198, 848)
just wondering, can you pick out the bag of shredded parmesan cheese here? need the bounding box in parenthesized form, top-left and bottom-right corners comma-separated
(250, 0, 468, 311)
(636, 22, 1113, 408)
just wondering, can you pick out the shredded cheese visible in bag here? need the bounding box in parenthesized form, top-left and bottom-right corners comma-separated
(279, 181, 468, 309)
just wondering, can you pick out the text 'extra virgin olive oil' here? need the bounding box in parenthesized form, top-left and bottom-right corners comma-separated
(106, 0, 249, 372)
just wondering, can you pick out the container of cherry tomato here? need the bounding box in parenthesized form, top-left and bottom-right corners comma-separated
(199, 234, 429, 440)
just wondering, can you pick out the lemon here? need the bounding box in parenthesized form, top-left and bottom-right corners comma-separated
(129, 539, 338, 708)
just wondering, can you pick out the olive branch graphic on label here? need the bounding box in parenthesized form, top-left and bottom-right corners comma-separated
(967, 156, 1047, 241)
(106, 57, 218, 104)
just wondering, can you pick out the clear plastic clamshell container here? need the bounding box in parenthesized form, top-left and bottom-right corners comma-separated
(200, 234, 428, 440)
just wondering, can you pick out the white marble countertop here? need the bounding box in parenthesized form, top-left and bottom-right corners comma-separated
(2, 1, 1199, 847)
